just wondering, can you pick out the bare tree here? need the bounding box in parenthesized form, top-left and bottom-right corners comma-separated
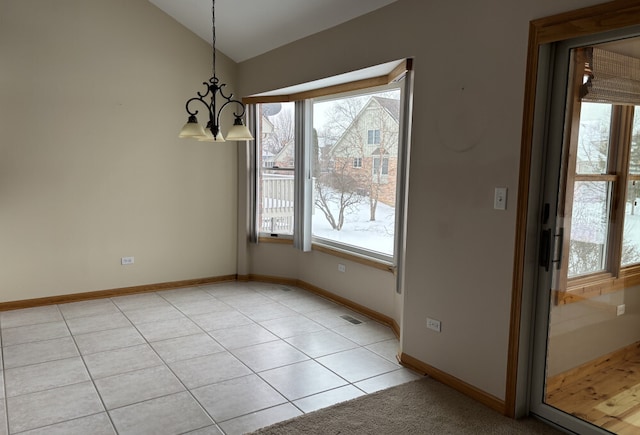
(628, 127, 640, 215)
(263, 105, 294, 156)
(314, 158, 362, 230)
(315, 94, 399, 226)
(313, 97, 367, 230)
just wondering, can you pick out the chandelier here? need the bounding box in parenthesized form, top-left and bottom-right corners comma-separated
(178, 0, 253, 142)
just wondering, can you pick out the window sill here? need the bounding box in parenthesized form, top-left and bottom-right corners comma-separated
(258, 235, 293, 245)
(555, 267, 640, 304)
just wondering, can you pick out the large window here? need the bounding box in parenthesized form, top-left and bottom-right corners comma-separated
(252, 61, 411, 263)
(561, 46, 640, 291)
(312, 88, 401, 257)
(256, 102, 295, 235)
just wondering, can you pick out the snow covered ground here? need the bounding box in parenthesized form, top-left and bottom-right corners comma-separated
(312, 198, 396, 256)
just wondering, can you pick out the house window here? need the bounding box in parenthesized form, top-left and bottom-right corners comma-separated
(256, 102, 296, 235)
(367, 129, 381, 144)
(250, 59, 412, 264)
(560, 47, 640, 293)
(372, 154, 389, 178)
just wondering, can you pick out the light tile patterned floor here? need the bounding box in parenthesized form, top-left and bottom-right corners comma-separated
(0, 281, 420, 434)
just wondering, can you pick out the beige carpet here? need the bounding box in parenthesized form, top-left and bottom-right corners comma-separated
(250, 377, 565, 434)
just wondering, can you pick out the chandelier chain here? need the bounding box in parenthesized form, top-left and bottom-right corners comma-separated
(212, 0, 216, 78)
(179, 0, 253, 141)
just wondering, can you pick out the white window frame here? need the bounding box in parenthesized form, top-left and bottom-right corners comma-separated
(367, 129, 381, 145)
(248, 59, 413, 268)
(372, 155, 389, 176)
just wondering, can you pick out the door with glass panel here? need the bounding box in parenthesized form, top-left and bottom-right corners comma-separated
(531, 32, 640, 434)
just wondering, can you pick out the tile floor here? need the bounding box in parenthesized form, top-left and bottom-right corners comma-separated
(0, 281, 420, 434)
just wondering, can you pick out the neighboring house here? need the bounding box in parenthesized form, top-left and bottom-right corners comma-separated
(272, 140, 295, 169)
(326, 97, 400, 206)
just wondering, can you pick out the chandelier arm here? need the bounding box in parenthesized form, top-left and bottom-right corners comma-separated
(215, 99, 246, 127)
(196, 81, 213, 99)
(184, 95, 212, 117)
(216, 84, 247, 118)
(216, 82, 232, 100)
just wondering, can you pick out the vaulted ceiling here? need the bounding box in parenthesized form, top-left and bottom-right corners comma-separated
(148, 0, 398, 62)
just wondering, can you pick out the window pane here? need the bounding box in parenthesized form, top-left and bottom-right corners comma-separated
(312, 88, 401, 257)
(367, 129, 381, 144)
(622, 180, 640, 266)
(568, 181, 612, 277)
(576, 102, 612, 174)
(622, 107, 640, 266)
(257, 102, 295, 235)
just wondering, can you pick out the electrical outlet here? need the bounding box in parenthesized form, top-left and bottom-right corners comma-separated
(617, 304, 625, 316)
(426, 317, 441, 332)
(121, 256, 134, 265)
(338, 263, 346, 273)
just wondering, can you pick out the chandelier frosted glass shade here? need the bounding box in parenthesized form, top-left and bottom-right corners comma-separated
(225, 118, 254, 141)
(178, 115, 207, 138)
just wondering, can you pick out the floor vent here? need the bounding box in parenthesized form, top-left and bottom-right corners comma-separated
(340, 315, 362, 325)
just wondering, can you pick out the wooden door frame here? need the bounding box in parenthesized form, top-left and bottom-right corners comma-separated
(507, 0, 640, 417)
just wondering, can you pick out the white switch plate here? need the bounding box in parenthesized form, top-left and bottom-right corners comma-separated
(617, 304, 625, 316)
(338, 263, 346, 273)
(494, 187, 507, 210)
(121, 256, 134, 265)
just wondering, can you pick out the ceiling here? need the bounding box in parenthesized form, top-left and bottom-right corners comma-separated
(148, 0, 398, 63)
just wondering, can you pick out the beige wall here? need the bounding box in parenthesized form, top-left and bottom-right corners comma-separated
(547, 285, 640, 377)
(2, 0, 620, 408)
(247, 244, 398, 322)
(237, 0, 604, 400)
(0, 0, 239, 301)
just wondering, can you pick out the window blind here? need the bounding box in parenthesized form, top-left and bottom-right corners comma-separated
(581, 47, 640, 105)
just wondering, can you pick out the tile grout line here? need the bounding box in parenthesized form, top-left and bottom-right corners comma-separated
(163, 284, 335, 431)
(1, 305, 119, 434)
(226, 284, 380, 424)
(59, 303, 120, 435)
(135, 289, 233, 434)
(0, 282, 408, 435)
(104, 292, 216, 434)
(158, 288, 295, 434)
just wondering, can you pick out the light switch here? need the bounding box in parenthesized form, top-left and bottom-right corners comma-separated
(494, 187, 507, 210)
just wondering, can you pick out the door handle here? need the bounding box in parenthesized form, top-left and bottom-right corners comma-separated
(539, 229, 551, 271)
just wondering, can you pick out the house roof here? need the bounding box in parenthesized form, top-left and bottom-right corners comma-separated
(372, 97, 400, 123)
(327, 96, 401, 156)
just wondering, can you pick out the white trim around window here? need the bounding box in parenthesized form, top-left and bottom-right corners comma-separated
(249, 59, 413, 267)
